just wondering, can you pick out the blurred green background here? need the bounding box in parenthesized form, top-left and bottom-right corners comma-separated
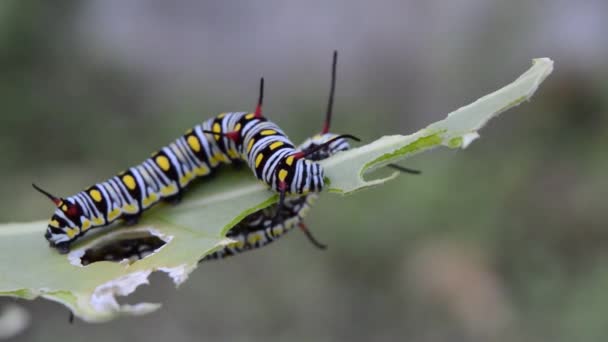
(1, 1, 607, 341)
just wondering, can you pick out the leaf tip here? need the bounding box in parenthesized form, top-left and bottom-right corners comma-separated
(460, 132, 480, 149)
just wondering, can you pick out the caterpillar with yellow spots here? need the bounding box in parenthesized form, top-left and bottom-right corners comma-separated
(34, 52, 363, 254)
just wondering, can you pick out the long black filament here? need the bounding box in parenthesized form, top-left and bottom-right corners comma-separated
(296, 134, 360, 159)
(322, 51, 338, 134)
(387, 164, 421, 175)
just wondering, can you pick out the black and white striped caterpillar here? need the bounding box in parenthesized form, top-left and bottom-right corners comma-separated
(34, 52, 416, 255)
(34, 53, 360, 254)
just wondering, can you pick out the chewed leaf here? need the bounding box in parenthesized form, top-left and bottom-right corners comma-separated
(0, 58, 553, 322)
(0, 171, 274, 322)
(321, 58, 553, 193)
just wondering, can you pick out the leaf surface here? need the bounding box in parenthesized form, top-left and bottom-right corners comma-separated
(0, 58, 553, 322)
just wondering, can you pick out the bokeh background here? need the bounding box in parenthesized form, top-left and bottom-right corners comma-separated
(1, 0, 607, 341)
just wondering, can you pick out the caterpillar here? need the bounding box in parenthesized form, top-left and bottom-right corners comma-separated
(34, 53, 360, 254)
(201, 52, 420, 261)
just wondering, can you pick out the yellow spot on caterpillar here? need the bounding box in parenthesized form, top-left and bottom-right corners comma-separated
(187, 135, 201, 152)
(122, 203, 138, 214)
(235, 240, 246, 249)
(122, 174, 137, 190)
(234, 123, 241, 131)
(142, 198, 153, 208)
(81, 219, 91, 231)
(66, 228, 77, 239)
(155, 155, 170, 171)
(227, 149, 238, 159)
(284, 217, 296, 227)
(185, 128, 193, 134)
(50, 219, 60, 227)
(179, 172, 194, 187)
(160, 184, 178, 196)
(278, 169, 288, 182)
(260, 129, 276, 136)
(217, 112, 227, 118)
(142, 193, 159, 208)
(245, 113, 255, 120)
(300, 206, 311, 217)
(247, 233, 262, 244)
(214, 153, 227, 163)
(107, 207, 121, 221)
(89, 189, 101, 202)
(93, 217, 104, 225)
(285, 155, 294, 166)
(213, 123, 221, 132)
(273, 226, 284, 236)
(61, 204, 68, 211)
(194, 165, 210, 176)
(269, 141, 283, 150)
(255, 153, 264, 168)
(247, 139, 255, 153)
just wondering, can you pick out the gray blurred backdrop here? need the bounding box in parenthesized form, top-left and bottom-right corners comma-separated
(1, 1, 607, 341)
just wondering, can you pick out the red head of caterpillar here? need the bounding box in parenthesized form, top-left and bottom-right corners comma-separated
(33, 184, 86, 253)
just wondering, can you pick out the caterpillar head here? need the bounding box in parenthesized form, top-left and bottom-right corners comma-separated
(298, 133, 351, 161)
(274, 134, 358, 195)
(33, 184, 82, 253)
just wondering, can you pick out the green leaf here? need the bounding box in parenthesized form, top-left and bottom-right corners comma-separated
(0, 58, 553, 322)
(322, 58, 554, 193)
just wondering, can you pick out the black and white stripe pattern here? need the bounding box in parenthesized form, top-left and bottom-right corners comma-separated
(42, 112, 331, 253)
(201, 133, 351, 261)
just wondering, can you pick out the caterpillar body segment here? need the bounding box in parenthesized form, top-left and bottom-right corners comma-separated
(201, 194, 319, 261)
(201, 132, 351, 261)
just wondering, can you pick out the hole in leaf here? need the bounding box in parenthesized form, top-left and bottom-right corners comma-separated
(80, 231, 167, 266)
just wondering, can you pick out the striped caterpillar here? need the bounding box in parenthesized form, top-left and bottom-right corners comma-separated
(34, 54, 358, 254)
(34, 52, 414, 255)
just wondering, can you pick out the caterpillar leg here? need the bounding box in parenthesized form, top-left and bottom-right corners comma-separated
(163, 192, 183, 205)
(122, 213, 141, 226)
(298, 223, 327, 250)
(68, 310, 74, 324)
(55, 241, 71, 254)
(271, 182, 287, 226)
(231, 160, 246, 170)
